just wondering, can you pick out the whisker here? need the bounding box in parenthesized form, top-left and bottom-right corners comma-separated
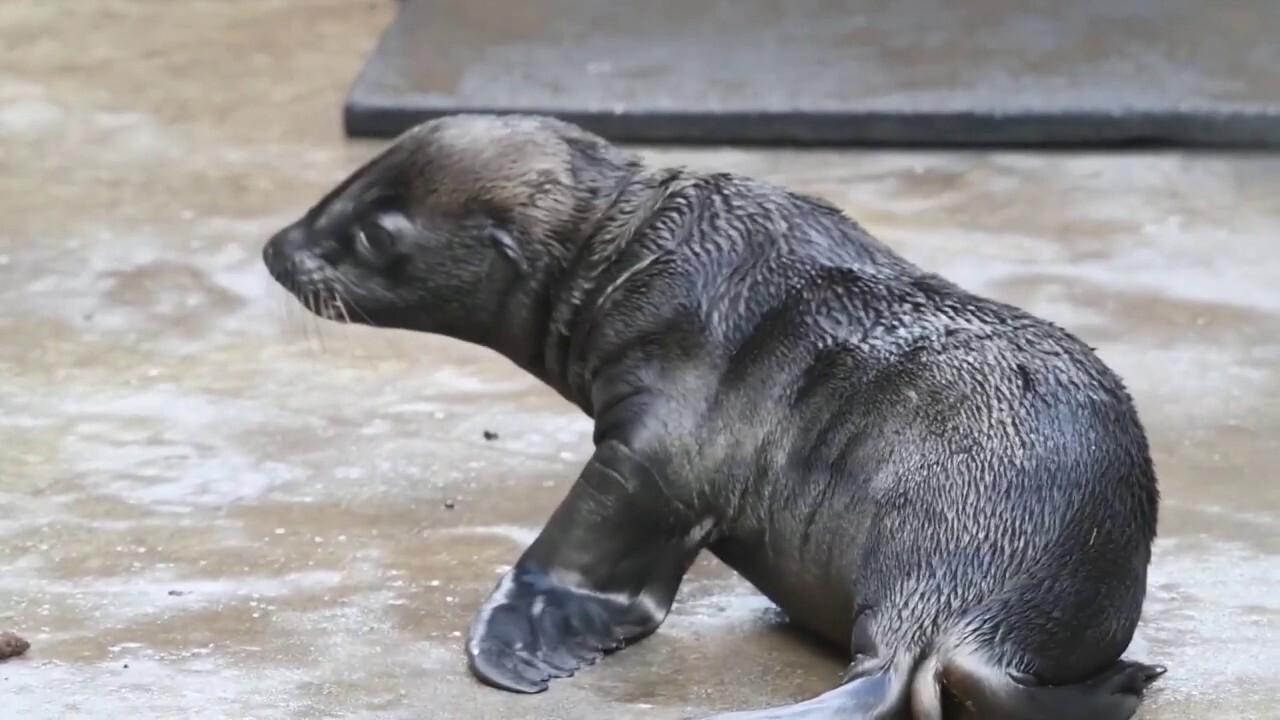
(325, 283, 359, 359)
(276, 291, 292, 340)
(287, 279, 309, 349)
(309, 290, 328, 355)
(329, 283, 374, 367)
(335, 292, 353, 326)
(301, 288, 317, 354)
(287, 296, 302, 344)
(333, 275, 377, 325)
(332, 275, 399, 361)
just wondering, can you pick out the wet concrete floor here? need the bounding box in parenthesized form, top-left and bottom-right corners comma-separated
(1, 1, 1278, 718)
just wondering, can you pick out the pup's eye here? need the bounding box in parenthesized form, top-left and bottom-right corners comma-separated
(352, 222, 393, 260)
(353, 226, 375, 258)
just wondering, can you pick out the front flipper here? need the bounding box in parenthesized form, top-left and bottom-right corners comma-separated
(466, 440, 707, 693)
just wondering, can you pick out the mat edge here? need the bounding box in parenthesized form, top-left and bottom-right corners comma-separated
(340, 3, 1280, 149)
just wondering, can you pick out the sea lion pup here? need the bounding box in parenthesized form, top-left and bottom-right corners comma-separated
(262, 114, 1164, 719)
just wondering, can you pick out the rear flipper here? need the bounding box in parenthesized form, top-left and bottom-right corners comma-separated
(698, 662, 908, 720)
(697, 653, 1165, 720)
(940, 654, 1167, 720)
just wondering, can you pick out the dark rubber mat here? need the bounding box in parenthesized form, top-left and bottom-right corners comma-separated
(344, 0, 1280, 147)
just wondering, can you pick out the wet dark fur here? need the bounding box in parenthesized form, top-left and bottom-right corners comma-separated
(262, 114, 1164, 719)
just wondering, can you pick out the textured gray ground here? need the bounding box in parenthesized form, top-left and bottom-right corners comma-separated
(1, 2, 1277, 718)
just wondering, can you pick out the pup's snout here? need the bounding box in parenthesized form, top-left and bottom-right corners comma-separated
(263, 224, 300, 265)
(262, 224, 309, 286)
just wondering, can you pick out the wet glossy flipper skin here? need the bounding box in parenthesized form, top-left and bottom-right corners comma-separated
(698, 655, 1166, 720)
(466, 440, 707, 693)
(937, 657, 1167, 720)
(465, 560, 650, 693)
(700, 668, 897, 720)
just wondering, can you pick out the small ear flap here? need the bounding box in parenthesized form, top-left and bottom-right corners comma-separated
(489, 227, 529, 274)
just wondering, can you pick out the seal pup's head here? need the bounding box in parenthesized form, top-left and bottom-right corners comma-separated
(262, 113, 636, 359)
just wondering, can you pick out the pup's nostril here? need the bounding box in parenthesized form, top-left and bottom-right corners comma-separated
(263, 224, 306, 275)
(263, 226, 304, 287)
